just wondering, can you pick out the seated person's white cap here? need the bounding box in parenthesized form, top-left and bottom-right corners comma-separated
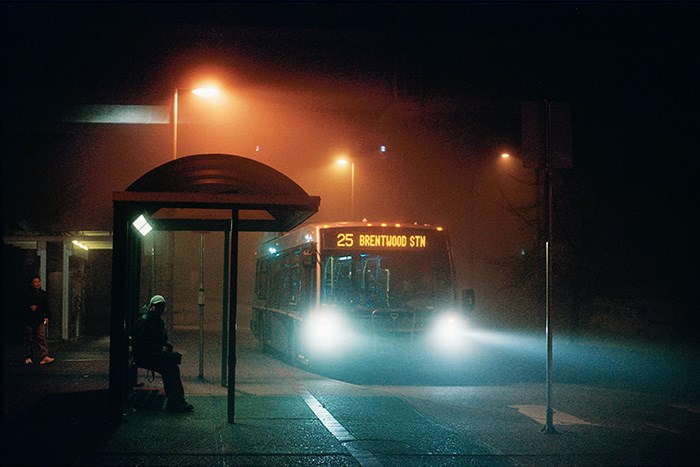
(149, 295, 166, 306)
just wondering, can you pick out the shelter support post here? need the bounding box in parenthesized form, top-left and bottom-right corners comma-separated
(62, 240, 71, 340)
(227, 211, 239, 423)
(108, 204, 142, 424)
(109, 205, 129, 424)
(221, 229, 230, 387)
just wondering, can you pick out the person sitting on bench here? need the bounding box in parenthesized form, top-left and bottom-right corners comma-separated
(131, 294, 193, 413)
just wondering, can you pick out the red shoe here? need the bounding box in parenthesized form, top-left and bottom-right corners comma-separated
(40, 356, 55, 365)
(24, 358, 33, 365)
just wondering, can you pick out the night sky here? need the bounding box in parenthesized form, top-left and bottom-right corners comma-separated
(2, 2, 698, 329)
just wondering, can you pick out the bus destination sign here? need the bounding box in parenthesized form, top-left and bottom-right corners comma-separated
(323, 228, 443, 251)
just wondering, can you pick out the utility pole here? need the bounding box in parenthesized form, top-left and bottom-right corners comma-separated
(522, 101, 572, 434)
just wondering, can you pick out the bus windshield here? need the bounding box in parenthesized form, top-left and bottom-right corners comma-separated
(321, 250, 453, 310)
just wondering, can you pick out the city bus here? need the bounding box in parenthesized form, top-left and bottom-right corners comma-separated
(251, 221, 474, 364)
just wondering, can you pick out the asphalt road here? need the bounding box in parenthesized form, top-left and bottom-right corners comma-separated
(2, 309, 699, 466)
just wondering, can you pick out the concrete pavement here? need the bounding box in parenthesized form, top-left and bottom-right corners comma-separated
(3, 329, 699, 466)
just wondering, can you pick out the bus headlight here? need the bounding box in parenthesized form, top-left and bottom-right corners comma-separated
(429, 311, 469, 352)
(302, 308, 349, 352)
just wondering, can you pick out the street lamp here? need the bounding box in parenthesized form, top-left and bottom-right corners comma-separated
(336, 157, 355, 219)
(172, 86, 220, 160)
(168, 84, 221, 379)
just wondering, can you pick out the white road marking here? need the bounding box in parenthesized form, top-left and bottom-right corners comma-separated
(298, 386, 383, 467)
(670, 403, 700, 415)
(646, 423, 681, 434)
(510, 404, 594, 426)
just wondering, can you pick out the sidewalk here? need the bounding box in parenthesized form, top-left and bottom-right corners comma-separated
(1, 332, 514, 466)
(2, 333, 357, 466)
(3, 330, 699, 466)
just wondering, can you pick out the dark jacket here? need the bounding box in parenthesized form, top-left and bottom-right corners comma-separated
(23, 285, 51, 325)
(131, 306, 172, 367)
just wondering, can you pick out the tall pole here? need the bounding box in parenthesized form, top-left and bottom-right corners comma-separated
(542, 101, 557, 434)
(166, 88, 179, 338)
(221, 229, 230, 387)
(227, 211, 239, 424)
(543, 169, 556, 433)
(350, 162, 355, 220)
(198, 233, 205, 380)
(172, 88, 179, 160)
(150, 235, 156, 297)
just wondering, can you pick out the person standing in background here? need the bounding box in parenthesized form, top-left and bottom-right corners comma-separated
(23, 275, 55, 365)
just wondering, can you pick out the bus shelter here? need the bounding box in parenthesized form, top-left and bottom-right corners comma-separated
(109, 154, 320, 424)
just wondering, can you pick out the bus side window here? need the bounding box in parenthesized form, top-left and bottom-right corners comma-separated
(269, 259, 284, 307)
(281, 251, 302, 308)
(288, 263, 300, 306)
(255, 259, 268, 299)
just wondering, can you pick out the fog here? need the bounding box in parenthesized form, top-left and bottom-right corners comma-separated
(127, 81, 536, 330)
(4, 3, 697, 339)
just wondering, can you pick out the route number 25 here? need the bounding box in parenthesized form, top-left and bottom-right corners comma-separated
(336, 233, 354, 247)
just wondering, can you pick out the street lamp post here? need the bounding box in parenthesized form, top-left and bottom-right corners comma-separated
(172, 86, 220, 160)
(167, 84, 221, 377)
(337, 158, 355, 219)
(172, 88, 179, 160)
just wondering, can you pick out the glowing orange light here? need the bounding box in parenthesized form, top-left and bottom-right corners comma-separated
(395, 223, 401, 227)
(192, 86, 220, 98)
(436, 227, 444, 231)
(501, 153, 511, 159)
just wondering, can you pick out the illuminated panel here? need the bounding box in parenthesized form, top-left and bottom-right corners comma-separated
(321, 227, 445, 251)
(66, 105, 168, 124)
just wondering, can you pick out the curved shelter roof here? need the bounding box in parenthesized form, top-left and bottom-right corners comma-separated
(115, 153, 320, 232)
(126, 153, 308, 196)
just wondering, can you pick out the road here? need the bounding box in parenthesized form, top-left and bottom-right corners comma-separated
(3, 306, 699, 465)
(177, 311, 700, 465)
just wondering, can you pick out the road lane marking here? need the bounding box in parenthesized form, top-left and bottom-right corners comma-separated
(297, 386, 382, 466)
(646, 423, 681, 434)
(671, 403, 700, 415)
(510, 405, 594, 426)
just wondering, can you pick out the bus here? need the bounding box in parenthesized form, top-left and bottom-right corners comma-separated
(251, 221, 474, 364)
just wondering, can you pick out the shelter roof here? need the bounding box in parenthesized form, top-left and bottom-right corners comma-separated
(114, 153, 320, 232)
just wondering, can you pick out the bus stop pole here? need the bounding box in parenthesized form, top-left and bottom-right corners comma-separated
(227, 211, 239, 424)
(198, 233, 205, 380)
